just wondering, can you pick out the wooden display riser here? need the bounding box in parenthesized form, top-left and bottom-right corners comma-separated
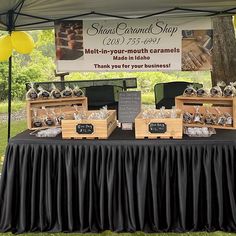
(175, 96, 236, 129)
(27, 97, 88, 130)
(61, 110, 117, 139)
(184, 123, 234, 130)
(135, 110, 183, 139)
(135, 135, 182, 139)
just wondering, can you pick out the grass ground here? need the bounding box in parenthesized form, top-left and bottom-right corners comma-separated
(142, 92, 155, 105)
(0, 119, 27, 156)
(0, 100, 26, 114)
(0, 119, 27, 171)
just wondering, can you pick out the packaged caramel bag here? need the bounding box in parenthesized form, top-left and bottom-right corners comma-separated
(38, 86, 50, 99)
(223, 82, 236, 97)
(183, 85, 196, 96)
(61, 86, 73, 97)
(50, 84, 61, 99)
(26, 82, 38, 100)
(73, 86, 84, 97)
(210, 81, 225, 97)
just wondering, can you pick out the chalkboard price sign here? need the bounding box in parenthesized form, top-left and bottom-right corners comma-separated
(149, 123, 167, 133)
(118, 91, 141, 123)
(76, 124, 94, 134)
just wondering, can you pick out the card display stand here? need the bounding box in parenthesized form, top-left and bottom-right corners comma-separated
(61, 110, 117, 139)
(175, 96, 236, 129)
(27, 97, 88, 130)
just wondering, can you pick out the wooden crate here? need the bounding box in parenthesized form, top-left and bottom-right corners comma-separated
(61, 110, 117, 139)
(27, 97, 88, 130)
(175, 96, 236, 129)
(135, 111, 183, 139)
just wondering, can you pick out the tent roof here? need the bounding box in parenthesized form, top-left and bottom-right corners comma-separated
(0, 0, 235, 31)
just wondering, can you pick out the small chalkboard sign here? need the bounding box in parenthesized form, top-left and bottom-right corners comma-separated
(118, 91, 141, 123)
(76, 124, 94, 134)
(149, 123, 167, 133)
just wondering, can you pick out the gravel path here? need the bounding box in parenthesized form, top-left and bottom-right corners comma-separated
(0, 109, 26, 122)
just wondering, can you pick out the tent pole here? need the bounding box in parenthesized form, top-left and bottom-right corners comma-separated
(7, 10, 14, 142)
(7, 56, 12, 142)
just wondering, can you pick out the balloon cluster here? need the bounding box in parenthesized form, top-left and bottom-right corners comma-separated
(0, 31, 34, 62)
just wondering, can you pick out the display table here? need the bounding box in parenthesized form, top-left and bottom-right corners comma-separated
(1, 128, 236, 233)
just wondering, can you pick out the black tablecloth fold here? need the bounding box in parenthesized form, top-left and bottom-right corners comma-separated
(1, 129, 236, 233)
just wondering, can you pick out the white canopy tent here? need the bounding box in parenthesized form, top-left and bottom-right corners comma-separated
(0, 0, 235, 31)
(0, 0, 235, 141)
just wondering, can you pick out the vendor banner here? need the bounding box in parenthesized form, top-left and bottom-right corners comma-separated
(55, 17, 212, 72)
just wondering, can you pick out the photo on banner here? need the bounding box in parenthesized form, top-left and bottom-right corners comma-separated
(54, 18, 213, 72)
(182, 29, 213, 71)
(55, 20, 84, 60)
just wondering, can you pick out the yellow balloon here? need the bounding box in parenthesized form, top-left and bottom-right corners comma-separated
(11, 31, 34, 54)
(0, 35, 12, 62)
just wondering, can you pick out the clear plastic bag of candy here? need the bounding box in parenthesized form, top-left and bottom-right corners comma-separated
(74, 112, 87, 120)
(50, 83, 61, 99)
(73, 86, 84, 97)
(32, 108, 43, 128)
(142, 107, 180, 119)
(170, 106, 177, 118)
(26, 82, 38, 100)
(159, 106, 169, 118)
(210, 81, 226, 97)
(204, 108, 217, 125)
(196, 87, 209, 97)
(193, 106, 204, 124)
(224, 112, 233, 126)
(99, 106, 109, 119)
(142, 110, 152, 119)
(44, 116, 54, 126)
(73, 105, 87, 120)
(56, 114, 65, 125)
(52, 108, 65, 125)
(35, 128, 62, 138)
(215, 107, 226, 126)
(49, 108, 60, 126)
(223, 82, 236, 97)
(42, 107, 54, 126)
(86, 106, 108, 120)
(38, 86, 50, 99)
(88, 111, 106, 120)
(183, 112, 194, 123)
(183, 84, 196, 96)
(142, 109, 158, 119)
(218, 116, 226, 126)
(61, 86, 73, 97)
(184, 127, 216, 137)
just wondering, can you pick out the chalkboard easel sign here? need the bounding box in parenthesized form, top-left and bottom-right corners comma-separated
(118, 91, 141, 128)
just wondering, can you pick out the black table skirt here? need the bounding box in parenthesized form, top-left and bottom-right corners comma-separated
(1, 128, 236, 233)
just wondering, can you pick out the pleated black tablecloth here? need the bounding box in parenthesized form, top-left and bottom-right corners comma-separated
(1, 128, 236, 233)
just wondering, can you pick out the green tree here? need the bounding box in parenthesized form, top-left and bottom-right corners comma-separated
(0, 30, 56, 101)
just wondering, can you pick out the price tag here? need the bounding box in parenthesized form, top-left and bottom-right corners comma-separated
(76, 124, 94, 134)
(149, 123, 166, 133)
